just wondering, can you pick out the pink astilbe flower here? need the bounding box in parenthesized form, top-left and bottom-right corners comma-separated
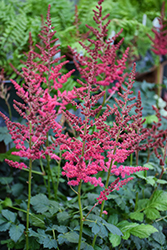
(57, 0, 149, 191)
(148, 2, 167, 56)
(10, 5, 76, 115)
(69, 1, 129, 95)
(146, 106, 167, 166)
(0, 6, 74, 168)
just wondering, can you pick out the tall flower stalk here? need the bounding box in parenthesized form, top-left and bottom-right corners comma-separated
(148, 1, 167, 97)
(57, 2, 149, 249)
(0, 6, 75, 249)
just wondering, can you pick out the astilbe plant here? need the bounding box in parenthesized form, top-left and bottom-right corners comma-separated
(70, 0, 129, 101)
(148, 1, 167, 56)
(0, 5, 75, 250)
(55, 1, 149, 248)
(147, 1, 167, 97)
(0, 1, 154, 250)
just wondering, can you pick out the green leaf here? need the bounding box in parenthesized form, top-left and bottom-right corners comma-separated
(2, 197, 13, 207)
(97, 223, 108, 238)
(57, 211, 70, 222)
(156, 179, 167, 184)
(130, 224, 158, 238)
(30, 214, 45, 228)
(135, 171, 146, 179)
(0, 177, 13, 184)
(2, 210, 16, 223)
(143, 163, 154, 170)
(118, 221, 139, 232)
(143, 115, 158, 124)
(48, 200, 59, 216)
(80, 242, 94, 250)
(11, 183, 24, 197)
(0, 127, 12, 145)
(9, 224, 25, 243)
(152, 230, 166, 245)
(47, 225, 68, 234)
(144, 208, 160, 220)
(108, 214, 118, 225)
(150, 190, 167, 211)
(146, 176, 156, 186)
(0, 148, 20, 162)
(129, 211, 144, 222)
(31, 194, 49, 213)
(91, 223, 100, 235)
(109, 234, 121, 247)
(0, 222, 11, 232)
(58, 231, 79, 243)
(103, 221, 122, 236)
(43, 237, 57, 249)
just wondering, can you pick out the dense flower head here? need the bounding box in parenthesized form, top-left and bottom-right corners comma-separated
(96, 177, 135, 204)
(148, 2, 167, 56)
(69, 1, 129, 96)
(146, 106, 167, 166)
(59, 61, 149, 188)
(0, 5, 73, 166)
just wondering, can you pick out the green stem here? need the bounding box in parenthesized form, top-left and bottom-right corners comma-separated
(130, 153, 133, 166)
(46, 134, 51, 199)
(39, 158, 47, 188)
(77, 181, 84, 250)
(47, 160, 57, 200)
(5, 98, 12, 121)
(55, 153, 61, 201)
(157, 58, 161, 98)
(26, 122, 33, 250)
(92, 125, 122, 247)
(22, 167, 44, 176)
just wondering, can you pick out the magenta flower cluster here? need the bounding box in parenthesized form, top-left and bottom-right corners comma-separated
(1, 0, 151, 206)
(148, 2, 167, 56)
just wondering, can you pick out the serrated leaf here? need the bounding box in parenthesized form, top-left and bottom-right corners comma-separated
(103, 221, 122, 236)
(129, 211, 144, 222)
(109, 234, 121, 247)
(57, 211, 70, 222)
(0, 177, 13, 184)
(30, 214, 45, 228)
(152, 230, 166, 245)
(9, 224, 25, 243)
(135, 171, 146, 179)
(48, 200, 59, 216)
(150, 190, 167, 211)
(118, 221, 138, 232)
(43, 237, 57, 249)
(98, 224, 108, 238)
(144, 208, 160, 220)
(108, 214, 118, 225)
(11, 183, 24, 197)
(0, 222, 11, 232)
(130, 224, 158, 238)
(91, 223, 100, 235)
(47, 225, 68, 234)
(59, 231, 79, 243)
(156, 179, 167, 184)
(146, 176, 156, 186)
(3, 197, 12, 207)
(143, 163, 154, 170)
(2, 210, 16, 223)
(143, 115, 158, 124)
(31, 194, 49, 213)
(80, 242, 94, 250)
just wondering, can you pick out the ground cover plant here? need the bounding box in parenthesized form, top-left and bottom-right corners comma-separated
(0, 0, 167, 250)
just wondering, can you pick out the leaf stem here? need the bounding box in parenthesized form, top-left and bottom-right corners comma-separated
(26, 122, 32, 250)
(77, 181, 83, 250)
